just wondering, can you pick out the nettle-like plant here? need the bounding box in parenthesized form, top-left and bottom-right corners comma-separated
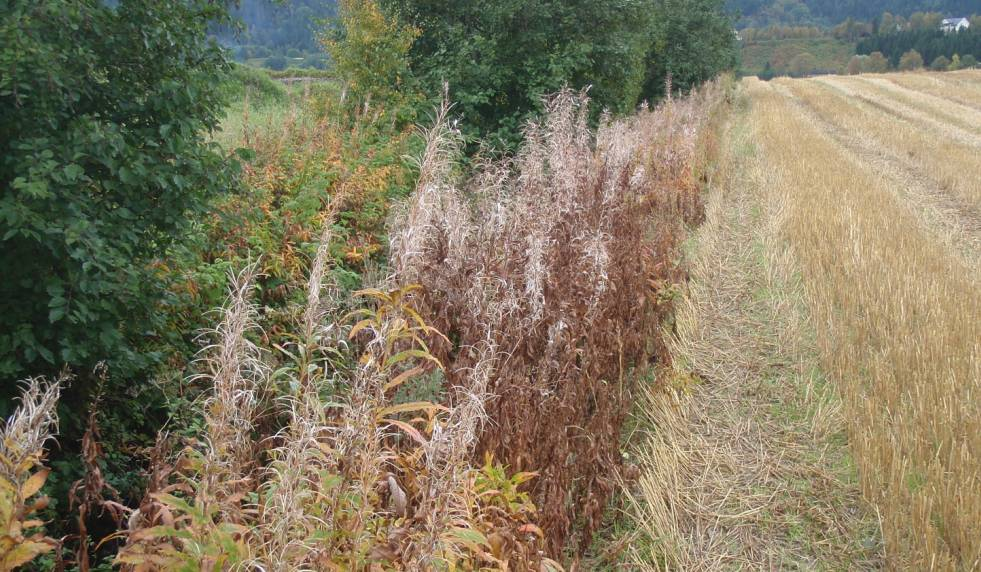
(118, 212, 555, 570)
(0, 376, 64, 569)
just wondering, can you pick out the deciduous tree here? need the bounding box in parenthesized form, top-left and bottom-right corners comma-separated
(866, 51, 891, 72)
(0, 1, 234, 387)
(899, 49, 924, 70)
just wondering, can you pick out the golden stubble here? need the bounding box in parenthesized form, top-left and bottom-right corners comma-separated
(747, 75, 980, 571)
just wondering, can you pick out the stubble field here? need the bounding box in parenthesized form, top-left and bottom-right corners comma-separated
(629, 69, 980, 570)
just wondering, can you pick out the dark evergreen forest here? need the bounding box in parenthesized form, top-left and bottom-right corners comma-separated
(857, 28, 981, 65)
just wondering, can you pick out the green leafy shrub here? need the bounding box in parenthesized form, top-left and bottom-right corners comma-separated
(222, 64, 287, 105)
(0, 1, 233, 386)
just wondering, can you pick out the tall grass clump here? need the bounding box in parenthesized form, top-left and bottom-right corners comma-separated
(390, 79, 730, 555)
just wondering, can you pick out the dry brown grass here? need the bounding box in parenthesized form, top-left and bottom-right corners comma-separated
(624, 87, 881, 571)
(815, 75, 981, 147)
(747, 76, 981, 570)
(943, 69, 981, 91)
(882, 71, 981, 111)
(846, 75, 981, 138)
(768, 79, 981, 271)
(390, 81, 731, 557)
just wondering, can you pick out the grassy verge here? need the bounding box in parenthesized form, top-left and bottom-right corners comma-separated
(613, 83, 881, 570)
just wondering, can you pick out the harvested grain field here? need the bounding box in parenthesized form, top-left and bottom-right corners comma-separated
(625, 70, 980, 571)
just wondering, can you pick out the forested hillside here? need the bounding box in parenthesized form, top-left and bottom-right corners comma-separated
(728, 0, 977, 27)
(218, 0, 336, 51)
(857, 28, 981, 66)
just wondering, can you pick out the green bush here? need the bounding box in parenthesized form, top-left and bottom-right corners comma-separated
(899, 49, 924, 70)
(383, 0, 735, 148)
(643, 0, 738, 100)
(265, 55, 288, 70)
(223, 64, 288, 105)
(0, 0, 234, 386)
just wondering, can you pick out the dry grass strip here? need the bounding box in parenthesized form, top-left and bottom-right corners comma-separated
(943, 69, 981, 91)
(782, 77, 981, 213)
(853, 75, 981, 137)
(624, 85, 882, 571)
(815, 75, 981, 149)
(882, 72, 981, 111)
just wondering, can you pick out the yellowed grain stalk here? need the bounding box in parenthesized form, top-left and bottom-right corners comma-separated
(746, 75, 981, 570)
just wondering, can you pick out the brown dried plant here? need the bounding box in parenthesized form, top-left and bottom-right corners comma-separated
(0, 375, 65, 569)
(390, 80, 729, 556)
(120, 212, 552, 570)
(69, 364, 129, 572)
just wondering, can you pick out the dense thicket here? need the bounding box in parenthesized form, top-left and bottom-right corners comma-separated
(857, 29, 981, 65)
(0, 0, 235, 542)
(729, 0, 977, 27)
(391, 82, 731, 555)
(0, 1, 739, 566)
(382, 0, 735, 148)
(645, 0, 739, 100)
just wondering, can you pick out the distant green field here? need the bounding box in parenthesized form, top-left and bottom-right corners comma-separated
(740, 38, 855, 77)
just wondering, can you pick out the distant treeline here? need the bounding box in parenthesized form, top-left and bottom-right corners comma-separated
(729, 0, 979, 28)
(858, 28, 981, 66)
(214, 0, 336, 52)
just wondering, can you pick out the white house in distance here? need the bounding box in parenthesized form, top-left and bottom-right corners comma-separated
(941, 17, 970, 33)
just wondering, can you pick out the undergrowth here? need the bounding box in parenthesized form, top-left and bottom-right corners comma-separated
(7, 76, 731, 569)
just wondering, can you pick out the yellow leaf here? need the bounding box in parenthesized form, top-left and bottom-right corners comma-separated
(377, 401, 447, 419)
(384, 419, 429, 447)
(22, 469, 48, 499)
(2, 539, 54, 568)
(348, 318, 376, 340)
(383, 366, 425, 393)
